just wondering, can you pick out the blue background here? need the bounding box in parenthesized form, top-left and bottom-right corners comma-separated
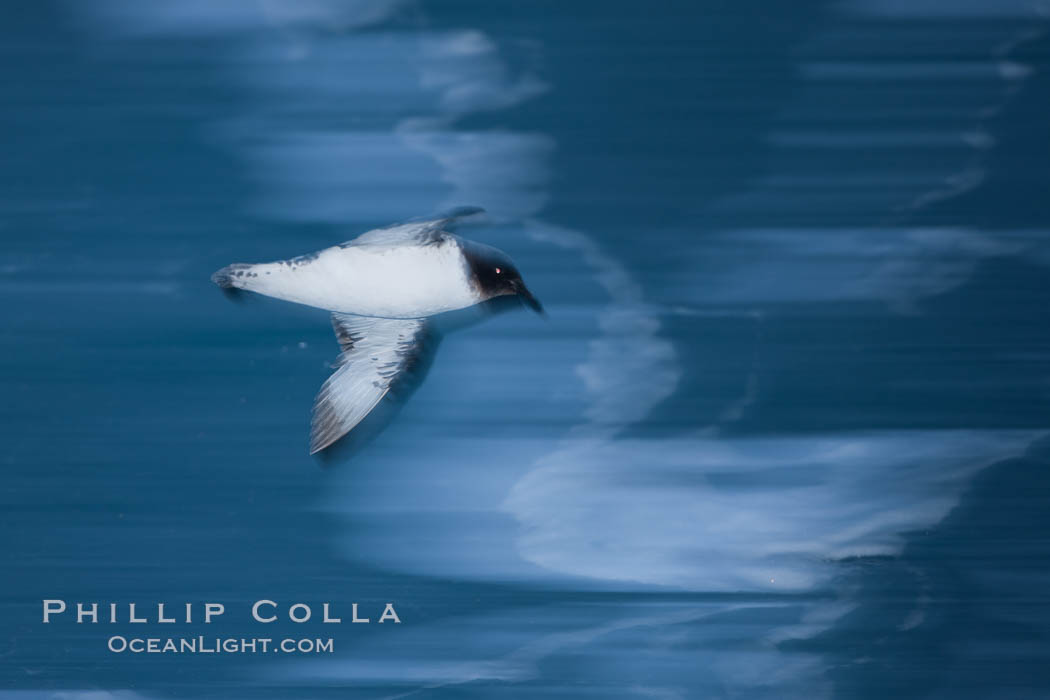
(2, 1, 1050, 697)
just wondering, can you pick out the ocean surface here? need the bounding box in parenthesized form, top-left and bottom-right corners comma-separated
(3, 1, 1050, 698)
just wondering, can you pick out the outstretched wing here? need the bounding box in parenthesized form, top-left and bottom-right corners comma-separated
(342, 205, 485, 248)
(310, 313, 431, 454)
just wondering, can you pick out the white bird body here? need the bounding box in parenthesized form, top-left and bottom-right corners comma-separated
(212, 208, 543, 454)
(221, 235, 478, 319)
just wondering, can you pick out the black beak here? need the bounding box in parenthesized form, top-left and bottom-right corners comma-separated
(515, 282, 546, 316)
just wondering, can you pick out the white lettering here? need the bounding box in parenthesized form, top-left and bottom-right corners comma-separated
(204, 603, 225, 623)
(378, 603, 401, 624)
(322, 603, 340, 623)
(42, 599, 66, 623)
(252, 600, 277, 623)
(76, 603, 97, 623)
(289, 603, 311, 623)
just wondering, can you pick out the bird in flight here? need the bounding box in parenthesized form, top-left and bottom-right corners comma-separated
(211, 207, 543, 454)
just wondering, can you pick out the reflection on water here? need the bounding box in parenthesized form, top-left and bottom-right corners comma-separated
(3, 0, 1050, 698)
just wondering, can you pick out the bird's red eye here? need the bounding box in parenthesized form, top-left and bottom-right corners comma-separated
(495, 267, 502, 274)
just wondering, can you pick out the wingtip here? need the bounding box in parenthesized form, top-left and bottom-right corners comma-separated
(309, 409, 338, 455)
(444, 205, 485, 219)
(308, 424, 337, 455)
(309, 435, 332, 456)
(413, 205, 485, 226)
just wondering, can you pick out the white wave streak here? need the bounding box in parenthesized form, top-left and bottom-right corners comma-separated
(526, 221, 680, 431)
(505, 431, 1039, 591)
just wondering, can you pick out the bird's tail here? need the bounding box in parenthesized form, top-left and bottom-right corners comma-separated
(211, 263, 262, 301)
(210, 263, 253, 290)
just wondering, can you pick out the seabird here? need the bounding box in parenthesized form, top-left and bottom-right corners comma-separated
(211, 207, 543, 454)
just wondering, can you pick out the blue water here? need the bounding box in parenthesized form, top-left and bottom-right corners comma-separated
(3, 1, 1050, 698)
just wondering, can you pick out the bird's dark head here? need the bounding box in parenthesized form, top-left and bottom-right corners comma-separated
(461, 240, 544, 315)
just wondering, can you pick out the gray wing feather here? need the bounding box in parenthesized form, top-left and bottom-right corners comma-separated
(342, 206, 485, 248)
(310, 314, 428, 454)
